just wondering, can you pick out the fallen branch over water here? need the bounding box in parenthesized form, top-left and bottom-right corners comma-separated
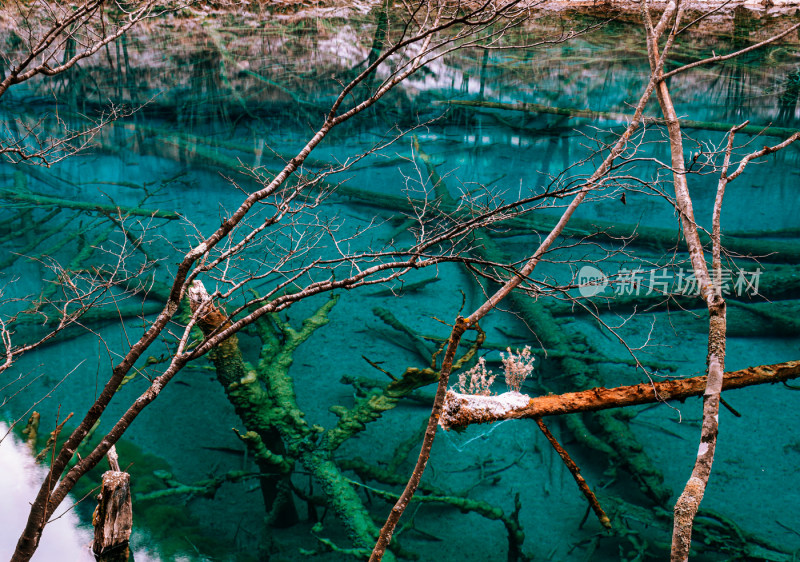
(439, 359, 800, 430)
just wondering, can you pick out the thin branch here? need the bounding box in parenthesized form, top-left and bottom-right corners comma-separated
(534, 417, 611, 529)
(662, 22, 800, 80)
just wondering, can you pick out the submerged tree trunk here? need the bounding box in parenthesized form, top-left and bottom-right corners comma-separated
(187, 281, 299, 527)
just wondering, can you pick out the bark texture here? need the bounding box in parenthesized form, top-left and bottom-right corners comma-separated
(438, 360, 800, 429)
(92, 471, 133, 562)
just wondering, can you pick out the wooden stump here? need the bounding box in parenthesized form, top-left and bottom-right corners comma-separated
(92, 466, 133, 562)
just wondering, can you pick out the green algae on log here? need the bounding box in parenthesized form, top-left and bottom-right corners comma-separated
(184, 277, 517, 559)
(1, 187, 180, 220)
(187, 280, 298, 527)
(187, 280, 400, 558)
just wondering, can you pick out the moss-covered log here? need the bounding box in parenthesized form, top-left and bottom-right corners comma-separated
(188, 283, 403, 558)
(1, 186, 180, 220)
(187, 281, 298, 527)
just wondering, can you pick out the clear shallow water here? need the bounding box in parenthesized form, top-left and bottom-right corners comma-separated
(1, 7, 799, 561)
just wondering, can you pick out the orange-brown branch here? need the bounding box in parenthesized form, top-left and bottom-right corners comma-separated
(440, 360, 800, 430)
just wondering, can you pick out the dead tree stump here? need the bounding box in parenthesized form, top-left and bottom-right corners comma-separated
(92, 447, 132, 562)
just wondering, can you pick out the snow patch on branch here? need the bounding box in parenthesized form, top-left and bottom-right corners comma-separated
(439, 390, 531, 431)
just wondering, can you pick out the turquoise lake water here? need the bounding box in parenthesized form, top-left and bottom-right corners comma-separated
(1, 6, 799, 561)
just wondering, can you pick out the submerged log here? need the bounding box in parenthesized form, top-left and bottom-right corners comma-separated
(109, 122, 800, 264)
(440, 99, 800, 139)
(503, 214, 800, 264)
(126, 122, 409, 172)
(697, 300, 800, 338)
(8, 303, 166, 347)
(1, 188, 180, 220)
(545, 264, 800, 318)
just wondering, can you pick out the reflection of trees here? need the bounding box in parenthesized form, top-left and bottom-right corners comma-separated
(777, 67, 800, 123)
(176, 43, 230, 128)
